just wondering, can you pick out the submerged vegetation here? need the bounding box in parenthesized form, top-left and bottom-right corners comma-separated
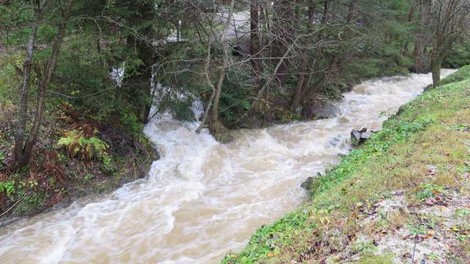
(223, 67, 470, 263)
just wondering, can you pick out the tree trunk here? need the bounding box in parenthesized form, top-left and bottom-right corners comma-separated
(120, 0, 156, 123)
(210, 0, 234, 121)
(205, 0, 234, 141)
(291, 2, 316, 112)
(299, 0, 346, 111)
(321, 0, 331, 24)
(291, 68, 305, 112)
(413, 0, 432, 73)
(13, 0, 74, 168)
(431, 51, 442, 88)
(211, 68, 226, 124)
(271, 0, 294, 87)
(13, 5, 42, 167)
(23, 0, 74, 163)
(346, 0, 358, 23)
(302, 55, 338, 107)
(250, 0, 262, 89)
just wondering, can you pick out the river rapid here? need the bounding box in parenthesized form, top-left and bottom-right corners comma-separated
(0, 70, 456, 263)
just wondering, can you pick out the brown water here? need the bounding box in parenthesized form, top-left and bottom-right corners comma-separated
(0, 70, 456, 264)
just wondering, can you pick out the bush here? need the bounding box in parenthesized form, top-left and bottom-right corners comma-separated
(444, 42, 470, 68)
(120, 112, 144, 137)
(57, 130, 109, 161)
(54, 35, 116, 120)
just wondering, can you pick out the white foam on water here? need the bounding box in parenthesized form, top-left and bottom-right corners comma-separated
(0, 69, 456, 263)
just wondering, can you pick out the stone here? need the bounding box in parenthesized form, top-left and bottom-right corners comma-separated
(351, 129, 362, 144)
(301, 177, 314, 191)
(360, 131, 372, 140)
(351, 128, 374, 145)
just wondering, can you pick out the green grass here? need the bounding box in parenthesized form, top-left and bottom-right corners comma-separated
(222, 67, 470, 263)
(355, 254, 394, 264)
(440, 65, 470, 85)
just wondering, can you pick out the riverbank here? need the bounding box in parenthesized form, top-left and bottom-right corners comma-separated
(0, 104, 157, 222)
(223, 66, 470, 263)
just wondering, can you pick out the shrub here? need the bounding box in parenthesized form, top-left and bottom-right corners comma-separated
(444, 42, 470, 68)
(120, 112, 144, 137)
(57, 130, 109, 161)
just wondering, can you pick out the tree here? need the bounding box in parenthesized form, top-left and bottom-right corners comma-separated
(429, 0, 470, 87)
(250, 0, 262, 89)
(13, 0, 74, 168)
(412, 0, 470, 86)
(413, 0, 433, 73)
(271, 0, 294, 88)
(113, 0, 157, 124)
(196, 0, 235, 141)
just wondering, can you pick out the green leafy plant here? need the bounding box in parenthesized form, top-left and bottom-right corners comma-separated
(444, 42, 470, 68)
(0, 180, 15, 198)
(57, 130, 109, 161)
(416, 183, 445, 201)
(407, 223, 427, 236)
(454, 208, 470, 218)
(120, 112, 144, 137)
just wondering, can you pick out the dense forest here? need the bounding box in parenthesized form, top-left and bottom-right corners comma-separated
(1, 0, 470, 219)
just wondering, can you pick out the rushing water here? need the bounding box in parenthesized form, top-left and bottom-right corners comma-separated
(0, 70, 456, 264)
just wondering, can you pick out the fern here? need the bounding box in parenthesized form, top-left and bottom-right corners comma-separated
(58, 130, 109, 161)
(0, 180, 15, 198)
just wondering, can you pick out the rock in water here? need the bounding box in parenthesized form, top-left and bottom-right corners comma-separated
(351, 129, 362, 144)
(351, 128, 373, 145)
(301, 177, 314, 191)
(361, 131, 372, 140)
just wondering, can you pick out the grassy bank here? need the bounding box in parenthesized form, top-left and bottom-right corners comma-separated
(223, 66, 470, 264)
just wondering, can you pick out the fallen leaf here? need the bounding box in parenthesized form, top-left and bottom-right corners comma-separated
(425, 230, 435, 238)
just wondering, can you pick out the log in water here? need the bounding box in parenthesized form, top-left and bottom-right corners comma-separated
(0, 70, 456, 263)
